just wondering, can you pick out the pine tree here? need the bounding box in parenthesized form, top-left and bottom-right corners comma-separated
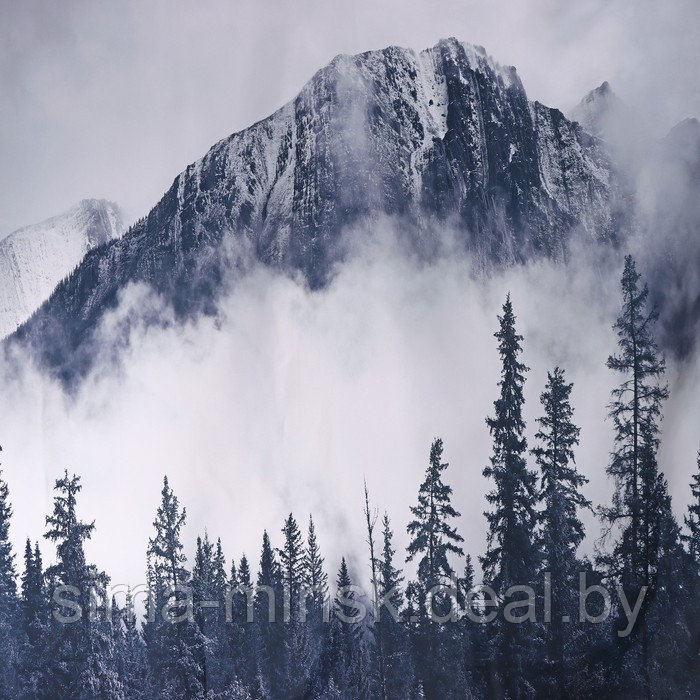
(641, 477, 691, 696)
(0, 467, 19, 696)
(231, 554, 255, 689)
(455, 554, 487, 695)
(208, 537, 232, 692)
(304, 515, 328, 609)
(481, 294, 539, 700)
(43, 471, 121, 698)
(277, 513, 312, 696)
(328, 558, 367, 697)
(378, 513, 412, 699)
(682, 450, 700, 565)
(145, 476, 203, 698)
(407, 438, 464, 589)
(254, 530, 284, 696)
(599, 256, 672, 698)
(19, 540, 48, 697)
(116, 588, 150, 699)
(192, 532, 225, 693)
(681, 450, 700, 692)
(406, 437, 463, 697)
(303, 515, 329, 696)
(532, 367, 590, 698)
(278, 513, 305, 621)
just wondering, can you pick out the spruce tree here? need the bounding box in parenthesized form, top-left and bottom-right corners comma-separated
(0, 467, 19, 696)
(145, 476, 203, 698)
(117, 587, 150, 699)
(599, 256, 672, 697)
(328, 558, 367, 697)
(19, 540, 48, 697)
(277, 513, 311, 696)
(231, 554, 255, 689)
(304, 515, 328, 609)
(407, 438, 464, 589)
(303, 515, 329, 696)
(378, 513, 412, 699)
(681, 450, 700, 692)
(278, 513, 304, 621)
(43, 471, 121, 698)
(481, 294, 539, 700)
(455, 554, 487, 696)
(208, 537, 232, 692)
(532, 367, 590, 698)
(192, 532, 228, 693)
(682, 450, 700, 565)
(254, 530, 284, 695)
(406, 437, 463, 697)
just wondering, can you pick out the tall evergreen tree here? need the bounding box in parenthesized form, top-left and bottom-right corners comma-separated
(115, 587, 150, 699)
(43, 471, 122, 698)
(278, 513, 305, 621)
(277, 513, 312, 696)
(682, 450, 700, 565)
(192, 532, 230, 693)
(481, 294, 539, 700)
(19, 539, 49, 697)
(0, 466, 19, 696)
(230, 554, 256, 690)
(681, 449, 700, 690)
(378, 513, 413, 699)
(531, 367, 590, 698)
(599, 256, 672, 698)
(145, 476, 203, 698)
(254, 530, 284, 696)
(328, 558, 368, 697)
(303, 515, 329, 697)
(407, 438, 464, 590)
(304, 515, 328, 608)
(406, 437, 463, 697)
(455, 554, 487, 696)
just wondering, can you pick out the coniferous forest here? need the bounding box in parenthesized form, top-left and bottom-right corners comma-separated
(0, 256, 698, 699)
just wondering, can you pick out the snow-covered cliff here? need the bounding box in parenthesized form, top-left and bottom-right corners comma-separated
(0, 200, 123, 339)
(11, 39, 622, 380)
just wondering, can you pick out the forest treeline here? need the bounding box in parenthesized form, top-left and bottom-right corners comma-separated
(0, 256, 699, 699)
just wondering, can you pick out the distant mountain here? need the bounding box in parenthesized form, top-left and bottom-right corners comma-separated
(5, 39, 635, 381)
(570, 81, 626, 140)
(0, 200, 124, 339)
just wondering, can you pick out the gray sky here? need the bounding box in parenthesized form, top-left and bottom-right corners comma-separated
(1, 0, 699, 234)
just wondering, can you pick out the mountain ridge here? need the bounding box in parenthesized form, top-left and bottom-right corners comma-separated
(0, 199, 124, 339)
(5, 39, 639, 381)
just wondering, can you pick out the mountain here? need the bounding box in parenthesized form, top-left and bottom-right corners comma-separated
(11, 39, 622, 382)
(0, 200, 124, 339)
(569, 81, 626, 140)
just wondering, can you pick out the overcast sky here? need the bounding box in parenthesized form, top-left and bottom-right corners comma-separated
(1, 0, 699, 234)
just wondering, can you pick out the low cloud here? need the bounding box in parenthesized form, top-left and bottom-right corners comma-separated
(1, 228, 698, 590)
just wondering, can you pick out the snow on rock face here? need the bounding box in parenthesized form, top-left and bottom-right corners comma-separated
(569, 81, 627, 141)
(0, 200, 124, 338)
(11, 39, 621, 382)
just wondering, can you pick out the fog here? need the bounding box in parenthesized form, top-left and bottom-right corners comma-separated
(1, 0, 699, 592)
(1, 230, 698, 588)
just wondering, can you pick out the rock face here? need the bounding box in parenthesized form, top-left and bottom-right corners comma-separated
(0, 200, 123, 339)
(570, 81, 626, 140)
(11, 38, 621, 381)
